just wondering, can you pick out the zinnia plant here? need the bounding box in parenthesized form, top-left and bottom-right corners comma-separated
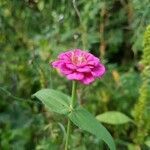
(33, 49, 116, 150)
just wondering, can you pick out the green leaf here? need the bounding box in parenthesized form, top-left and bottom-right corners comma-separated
(32, 89, 71, 115)
(96, 111, 133, 125)
(68, 107, 116, 150)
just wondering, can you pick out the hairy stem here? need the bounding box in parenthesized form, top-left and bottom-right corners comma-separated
(65, 81, 77, 150)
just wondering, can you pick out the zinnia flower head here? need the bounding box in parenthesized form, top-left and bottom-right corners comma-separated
(52, 49, 106, 84)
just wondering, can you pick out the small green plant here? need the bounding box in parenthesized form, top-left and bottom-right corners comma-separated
(133, 25, 150, 146)
(32, 49, 116, 150)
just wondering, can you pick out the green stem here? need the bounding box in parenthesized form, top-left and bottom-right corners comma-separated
(65, 81, 77, 150)
(71, 80, 77, 108)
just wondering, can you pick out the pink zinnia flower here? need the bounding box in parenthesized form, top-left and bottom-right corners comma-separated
(52, 49, 106, 84)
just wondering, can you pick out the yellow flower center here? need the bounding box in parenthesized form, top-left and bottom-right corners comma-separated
(71, 53, 86, 65)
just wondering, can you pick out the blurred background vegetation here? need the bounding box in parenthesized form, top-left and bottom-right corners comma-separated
(0, 0, 150, 149)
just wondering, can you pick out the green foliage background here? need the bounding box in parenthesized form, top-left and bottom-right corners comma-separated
(0, 0, 150, 149)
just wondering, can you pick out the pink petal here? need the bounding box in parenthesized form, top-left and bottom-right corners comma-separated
(67, 72, 84, 80)
(89, 65, 94, 69)
(58, 52, 71, 60)
(76, 66, 91, 72)
(80, 73, 95, 84)
(66, 63, 76, 69)
(52, 61, 63, 68)
(73, 49, 83, 56)
(86, 54, 94, 61)
(91, 64, 106, 77)
(87, 59, 99, 66)
(60, 64, 73, 75)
